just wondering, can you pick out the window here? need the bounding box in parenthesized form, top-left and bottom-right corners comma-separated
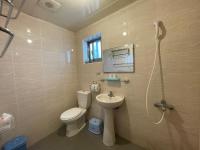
(82, 33, 102, 63)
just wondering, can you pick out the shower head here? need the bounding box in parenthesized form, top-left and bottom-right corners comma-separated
(153, 21, 161, 27)
(153, 21, 166, 40)
(154, 21, 161, 39)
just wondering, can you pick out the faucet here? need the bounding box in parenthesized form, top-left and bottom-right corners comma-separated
(154, 100, 174, 111)
(108, 91, 114, 97)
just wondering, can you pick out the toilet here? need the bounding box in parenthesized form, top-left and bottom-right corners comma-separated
(60, 90, 91, 137)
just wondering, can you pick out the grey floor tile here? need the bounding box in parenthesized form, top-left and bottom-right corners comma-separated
(29, 126, 145, 150)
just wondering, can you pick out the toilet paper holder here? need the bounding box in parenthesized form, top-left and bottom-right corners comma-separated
(90, 81, 101, 93)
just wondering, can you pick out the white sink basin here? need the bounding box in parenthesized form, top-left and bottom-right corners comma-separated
(96, 93, 125, 146)
(96, 94, 124, 109)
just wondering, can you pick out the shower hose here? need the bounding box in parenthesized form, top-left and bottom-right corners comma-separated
(145, 21, 165, 125)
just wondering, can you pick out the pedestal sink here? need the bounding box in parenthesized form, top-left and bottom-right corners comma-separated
(96, 93, 124, 146)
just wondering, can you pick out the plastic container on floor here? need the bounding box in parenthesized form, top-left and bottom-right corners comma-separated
(88, 118, 103, 135)
(2, 136, 27, 150)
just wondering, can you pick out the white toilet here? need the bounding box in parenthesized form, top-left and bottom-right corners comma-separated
(60, 90, 91, 137)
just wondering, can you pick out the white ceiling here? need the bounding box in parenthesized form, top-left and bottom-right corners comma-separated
(14, 0, 136, 31)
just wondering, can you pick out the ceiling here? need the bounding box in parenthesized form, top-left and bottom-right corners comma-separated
(14, 0, 136, 31)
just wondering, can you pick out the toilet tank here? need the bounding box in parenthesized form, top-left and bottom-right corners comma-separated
(77, 90, 91, 109)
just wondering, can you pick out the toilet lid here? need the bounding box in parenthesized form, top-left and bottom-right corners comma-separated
(60, 108, 82, 120)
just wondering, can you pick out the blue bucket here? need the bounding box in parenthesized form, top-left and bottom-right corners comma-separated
(2, 136, 27, 150)
(88, 118, 103, 134)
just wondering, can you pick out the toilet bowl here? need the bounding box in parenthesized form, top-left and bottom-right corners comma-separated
(60, 90, 91, 137)
(60, 108, 86, 137)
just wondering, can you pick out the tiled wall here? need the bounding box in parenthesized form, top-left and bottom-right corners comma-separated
(0, 13, 78, 146)
(76, 0, 200, 149)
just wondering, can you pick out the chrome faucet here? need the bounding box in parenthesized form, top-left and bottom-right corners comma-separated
(108, 91, 113, 97)
(154, 100, 174, 111)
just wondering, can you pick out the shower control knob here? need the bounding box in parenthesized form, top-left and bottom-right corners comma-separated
(154, 100, 174, 111)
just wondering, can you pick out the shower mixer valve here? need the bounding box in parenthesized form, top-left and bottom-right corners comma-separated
(154, 100, 174, 111)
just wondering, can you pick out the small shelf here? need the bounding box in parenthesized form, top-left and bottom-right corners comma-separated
(105, 77, 121, 81)
(100, 78, 129, 83)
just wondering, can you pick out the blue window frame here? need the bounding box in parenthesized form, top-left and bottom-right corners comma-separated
(82, 33, 102, 63)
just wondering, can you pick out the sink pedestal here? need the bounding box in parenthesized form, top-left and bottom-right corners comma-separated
(96, 93, 124, 146)
(103, 108, 115, 146)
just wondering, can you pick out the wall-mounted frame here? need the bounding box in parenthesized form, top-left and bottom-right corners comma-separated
(103, 44, 135, 73)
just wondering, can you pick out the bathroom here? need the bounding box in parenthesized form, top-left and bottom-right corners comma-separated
(0, 0, 200, 150)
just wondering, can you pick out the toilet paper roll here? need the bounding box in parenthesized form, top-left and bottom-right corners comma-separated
(90, 82, 101, 93)
(94, 84, 100, 92)
(90, 84, 95, 92)
(91, 84, 95, 91)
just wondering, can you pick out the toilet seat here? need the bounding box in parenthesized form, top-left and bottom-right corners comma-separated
(60, 107, 86, 121)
